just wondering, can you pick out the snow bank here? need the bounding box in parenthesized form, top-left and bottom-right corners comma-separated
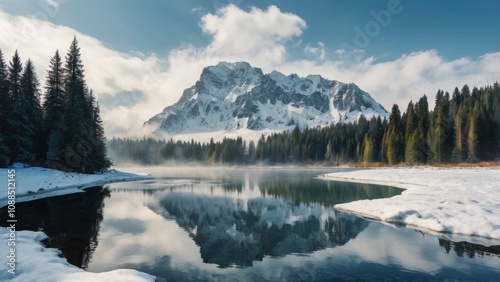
(323, 168, 500, 240)
(0, 164, 154, 208)
(0, 228, 155, 282)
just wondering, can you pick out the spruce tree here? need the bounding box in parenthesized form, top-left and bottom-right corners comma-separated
(429, 90, 448, 163)
(361, 134, 375, 163)
(43, 50, 66, 161)
(467, 101, 480, 161)
(443, 91, 454, 160)
(492, 83, 500, 157)
(452, 104, 466, 162)
(17, 59, 42, 163)
(7, 51, 25, 163)
(60, 37, 108, 173)
(385, 104, 404, 165)
(404, 101, 416, 164)
(373, 116, 384, 162)
(87, 90, 111, 171)
(60, 37, 92, 172)
(413, 95, 430, 163)
(0, 50, 11, 166)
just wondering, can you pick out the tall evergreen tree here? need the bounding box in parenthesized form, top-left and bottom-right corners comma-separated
(467, 101, 480, 161)
(429, 90, 448, 163)
(412, 95, 430, 163)
(61, 37, 94, 172)
(87, 90, 111, 171)
(404, 101, 416, 164)
(361, 133, 375, 163)
(492, 83, 500, 157)
(60, 37, 110, 173)
(43, 50, 66, 161)
(0, 49, 11, 166)
(17, 59, 42, 163)
(452, 104, 466, 162)
(7, 51, 25, 162)
(385, 104, 404, 165)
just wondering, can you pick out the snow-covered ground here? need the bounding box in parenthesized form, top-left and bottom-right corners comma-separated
(323, 168, 500, 241)
(0, 164, 155, 280)
(0, 228, 155, 282)
(0, 164, 153, 208)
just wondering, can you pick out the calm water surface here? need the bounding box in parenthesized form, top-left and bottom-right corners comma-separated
(3, 167, 500, 281)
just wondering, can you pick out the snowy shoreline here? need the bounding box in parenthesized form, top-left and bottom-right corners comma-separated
(0, 165, 156, 281)
(0, 164, 154, 208)
(0, 228, 155, 281)
(323, 167, 500, 242)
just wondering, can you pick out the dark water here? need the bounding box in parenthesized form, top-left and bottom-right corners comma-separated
(2, 167, 499, 281)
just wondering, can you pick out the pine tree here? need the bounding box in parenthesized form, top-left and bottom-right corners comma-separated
(385, 104, 404, 165)
(325, 141, 334, 163)
(443, 91, 454, 160)
(413, 95, 430, 163)
(43, 50, 66, 161)
(248, 140, 256, 163)
(361, 134, 375, 163)
(492, 83, 500, 157)
(0, 49, 12, 166)
(467, 101, 480, 162)
(404, 101, 416, 164)
(7, 51, 26, 163)
(16, 59, 42, 163)
(55, 37, 109, 172)
(87, 90, 111, 171)
(380, 118, 388, 163)
(452, 104, 465, 162)
(61, 37, 94, 172)
(372, 116, 384, 162)
(429, 90, 447, 163)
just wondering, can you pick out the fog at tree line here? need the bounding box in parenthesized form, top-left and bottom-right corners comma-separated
(1, 37, 499, 169)
(109, 82, 500, 165)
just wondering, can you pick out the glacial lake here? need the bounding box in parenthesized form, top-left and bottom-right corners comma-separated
(3, 167, 500, 281)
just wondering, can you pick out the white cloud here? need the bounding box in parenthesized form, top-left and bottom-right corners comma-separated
(272, 49, 500, 111)
(0, 6, 498, 138)
(0, 9, 169, 137)
(304, 42, 326, 60)
(43, 0, 59, 9)
(200, 4, 306, 65)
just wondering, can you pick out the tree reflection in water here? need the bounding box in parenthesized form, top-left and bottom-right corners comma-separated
(157, 190, 369, 267)
(0, 187, 110, 269)
(438, 239, 500, 258)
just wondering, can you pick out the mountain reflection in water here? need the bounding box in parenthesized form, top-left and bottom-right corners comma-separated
(158, 193, 367, 267)
(1, 168, 499, 281)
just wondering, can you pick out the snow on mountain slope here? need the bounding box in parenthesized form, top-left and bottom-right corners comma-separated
(146, 61, 388, 136)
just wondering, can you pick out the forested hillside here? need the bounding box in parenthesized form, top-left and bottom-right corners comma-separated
(109, 82, 500, 165)
(0, 38, 110, 173)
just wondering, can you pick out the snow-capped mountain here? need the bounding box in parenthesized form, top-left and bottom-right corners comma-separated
(146, 61, 388, 135)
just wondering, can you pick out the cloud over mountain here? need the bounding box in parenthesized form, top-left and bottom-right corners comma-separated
(0, 5, 498, 137)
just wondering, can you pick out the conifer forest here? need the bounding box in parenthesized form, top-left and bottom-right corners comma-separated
(0, 38, 111, 173)
(109, 83, 500, 165)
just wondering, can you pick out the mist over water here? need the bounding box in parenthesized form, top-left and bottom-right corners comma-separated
(91, 167, 499, 281)
(2, 167, 498, 281)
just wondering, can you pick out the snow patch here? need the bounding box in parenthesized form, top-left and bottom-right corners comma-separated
(0, 228, 155, 281)
(323, 168, 500, 241)
(0, 165, 154, 208)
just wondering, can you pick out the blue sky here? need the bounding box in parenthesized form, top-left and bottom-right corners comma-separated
(3, 0, 499, 60)
(0, 1, 499, 136)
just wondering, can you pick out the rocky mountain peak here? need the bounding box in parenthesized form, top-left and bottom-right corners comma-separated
(146, 61, 388, 135)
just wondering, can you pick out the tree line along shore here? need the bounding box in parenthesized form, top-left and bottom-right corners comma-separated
(109, 82, 500, 166)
